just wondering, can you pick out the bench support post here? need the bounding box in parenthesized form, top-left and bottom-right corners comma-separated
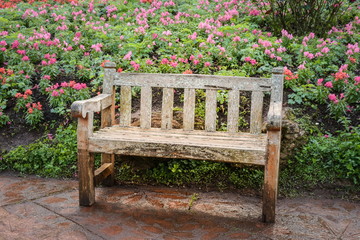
(262, 130, 281, 223)
(77, 114, 95, 206)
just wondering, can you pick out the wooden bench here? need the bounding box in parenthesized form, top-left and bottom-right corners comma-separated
(71, 62, 284, 223)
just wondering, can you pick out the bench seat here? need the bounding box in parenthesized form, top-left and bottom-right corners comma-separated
(89, 127, 267, 165)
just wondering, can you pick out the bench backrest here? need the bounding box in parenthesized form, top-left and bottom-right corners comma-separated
(103, 62, 283, 134)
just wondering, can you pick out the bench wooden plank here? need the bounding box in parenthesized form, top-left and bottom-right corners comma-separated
(89, 139, 266, 165)
(161, 88, 174, 130)
(140, 86, 152, 129)
(114, 73, 271, 91)
(97, 126, 266, 138)
(183, 88, 195, 131)
(120, 86, 132, 127)
(205, 89, 217, 132)
(94, 163, 113, 186)
(227, 89, 240, 133)
(250, 91, 264, 134)
(91, 128, 267, 147)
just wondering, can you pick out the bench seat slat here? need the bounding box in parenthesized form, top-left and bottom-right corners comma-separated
(115, 73, 271, 91)
(88, 127, 266, 165)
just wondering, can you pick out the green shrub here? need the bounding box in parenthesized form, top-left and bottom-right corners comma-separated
(289, 127, 360, 185)
(116, 158, 264, 191)
(1, 124, 77, 177)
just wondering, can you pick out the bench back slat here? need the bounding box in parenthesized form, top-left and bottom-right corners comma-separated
(114, 73, 271, 91)
(250, 91, 264, 134)
(110, 70, 282, 133)
(140, 86, 152, 129)
(161, 88, 174, 130)
(119, 86, 132, 127)
(227, 89, 240, 133)
(205, 89, 217, 132)
(183, 88, 196, 131)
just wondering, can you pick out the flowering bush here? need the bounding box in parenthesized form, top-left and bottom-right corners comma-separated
(46, 81, 90, 115)
(0, 0, 358, 187)
(0, 0, 357, 125)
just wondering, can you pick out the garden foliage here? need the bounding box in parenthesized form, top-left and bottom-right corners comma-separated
(0, 0, 359, 188)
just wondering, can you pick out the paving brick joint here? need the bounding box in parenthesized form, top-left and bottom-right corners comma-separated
(0, 172, 359, 240)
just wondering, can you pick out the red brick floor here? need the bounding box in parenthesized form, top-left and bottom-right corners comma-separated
(0, 172, 359, 239)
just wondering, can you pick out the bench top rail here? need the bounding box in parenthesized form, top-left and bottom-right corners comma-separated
(114, 72, 272, 91)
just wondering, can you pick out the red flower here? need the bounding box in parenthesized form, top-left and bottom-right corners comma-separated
(182, 70, 193, 74)
(24, 89, 32, 95)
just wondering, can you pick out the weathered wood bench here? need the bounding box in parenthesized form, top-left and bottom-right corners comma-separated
(71, 62, 284, 223)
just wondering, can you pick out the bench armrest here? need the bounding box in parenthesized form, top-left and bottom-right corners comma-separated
(71, 94, 112, 118)
(266, 101, 282, 131)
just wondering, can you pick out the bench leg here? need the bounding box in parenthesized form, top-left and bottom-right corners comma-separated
(78, 149, 95, 206)
(101, 153, 115, 186)
(262, 130, 281, 223)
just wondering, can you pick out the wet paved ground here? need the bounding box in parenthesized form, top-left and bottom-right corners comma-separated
(0, 172, 359, 240)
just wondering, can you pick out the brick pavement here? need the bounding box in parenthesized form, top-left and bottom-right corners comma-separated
(0, 172, 359, 240)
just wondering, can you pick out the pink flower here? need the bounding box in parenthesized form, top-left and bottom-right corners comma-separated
(244, 57, 251, 62)
(41, 60, 48, 66)
(304, 52, 314, 59)
(73, 83, 82, 90)
(324, 81, 333, 88)
(91, 43, 103, 52)
(22, 56, 30, 61)
(324, 134, 329, 138)
(354, 76, 360, 85)
(193, 60, 200, 65)
(161, 58, 169, 64)
(204, 62, 211, 67)
(232, 36, 241, 42)
(17, 50, 26, 55)
(59, 88, 65, 94)
(317, 78, 324, 86)
(298, 64, 306, 69)
(123, 51, 132, 60)
(11, 40, 19, 49)
(188, 32, 197, 40)
(252, 44, 259, 48)
(48, 58, 57, 64)
(276, 56, 282, 61)
(61, 82, 68, 87)
(250, 59, 257, 65)
(328, 94, 338, 103)
(321, 47, 330, 54)
(52, 90, 59, 97)
(169, 62, 178, 67)
(146, 59, 154, 65)
(43, 75, 51, 80)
